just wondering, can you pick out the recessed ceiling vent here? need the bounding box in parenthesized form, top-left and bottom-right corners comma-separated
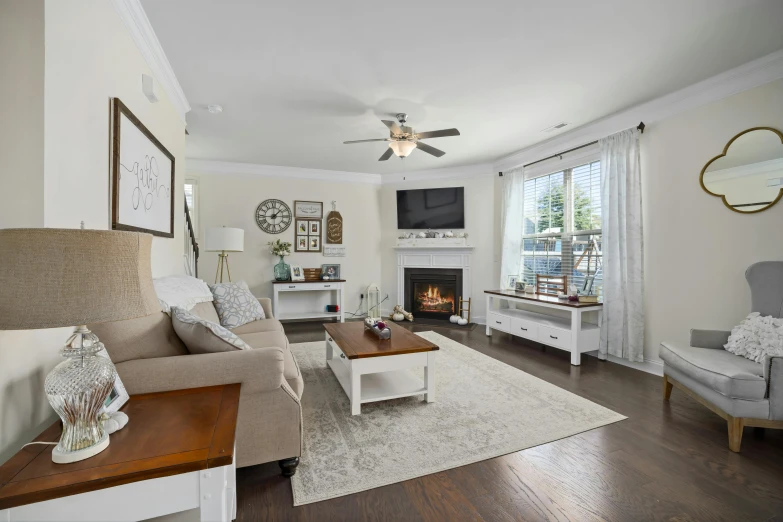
(542, 122, 568, 133)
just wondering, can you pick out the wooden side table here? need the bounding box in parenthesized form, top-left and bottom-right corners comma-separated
(0, 384, 241, 522)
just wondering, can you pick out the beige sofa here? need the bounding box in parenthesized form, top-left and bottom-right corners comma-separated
(90, 298, 303, 476)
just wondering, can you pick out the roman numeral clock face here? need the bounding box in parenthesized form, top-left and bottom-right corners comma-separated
(255, 199, 292, 234)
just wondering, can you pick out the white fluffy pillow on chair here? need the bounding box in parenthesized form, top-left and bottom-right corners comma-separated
(724, 312, 783, 363)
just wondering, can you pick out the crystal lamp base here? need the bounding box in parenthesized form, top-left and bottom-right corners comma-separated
(44, 326, 116, 464)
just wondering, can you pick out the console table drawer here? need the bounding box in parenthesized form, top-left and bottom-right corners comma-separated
(487, 312, 510, 332)
(538, 325, 571, 350)
(510, 317, 538, 340)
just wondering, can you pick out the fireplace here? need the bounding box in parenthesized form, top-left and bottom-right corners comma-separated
(404, 268, 463, 321)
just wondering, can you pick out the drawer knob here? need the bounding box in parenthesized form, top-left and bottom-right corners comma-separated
(324, 285, 331, 287)
(340, 353, 345, 359)
(496, 321, 502, 325)
(289, 285, 295, 289)
(328, 337, 333, 341)
(550, 335, 558, 340)
(520, 327, 527, 331)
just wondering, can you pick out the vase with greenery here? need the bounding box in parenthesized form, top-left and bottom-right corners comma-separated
(268, 239, 292, 281)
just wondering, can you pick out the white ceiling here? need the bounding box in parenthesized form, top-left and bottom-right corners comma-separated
(141, 0, 783, 175)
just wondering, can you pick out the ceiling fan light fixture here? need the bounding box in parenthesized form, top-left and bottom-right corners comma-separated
(389, 140, 416, 158)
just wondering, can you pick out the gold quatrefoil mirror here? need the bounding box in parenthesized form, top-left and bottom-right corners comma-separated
(700, 127, 783, 213)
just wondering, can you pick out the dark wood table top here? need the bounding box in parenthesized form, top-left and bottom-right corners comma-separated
(484, 289, 603, 308)
(0, 384, 241, 510)
(324, 321, 439, 359)
(272, 279, 346, 284)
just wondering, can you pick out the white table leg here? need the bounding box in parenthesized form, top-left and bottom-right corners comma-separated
(425, 352, 436, 403)
(486, 294, 492, 336)
(200, 466, 231, 522)
(339, 285, 344, 323)
(570, 309, 582, 366)
(350, 363, 361, 415)
(273, 286, 280, 318)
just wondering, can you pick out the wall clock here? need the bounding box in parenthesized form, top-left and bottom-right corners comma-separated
(255, 199, 292, 234)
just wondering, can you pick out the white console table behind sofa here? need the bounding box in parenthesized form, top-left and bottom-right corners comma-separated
(485, 290, 602, 366)
(273, 280, 345, 322)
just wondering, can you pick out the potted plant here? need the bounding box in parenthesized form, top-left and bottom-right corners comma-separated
(268, 239, 292, 281)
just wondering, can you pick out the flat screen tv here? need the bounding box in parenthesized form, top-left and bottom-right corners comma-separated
(396, 187, 465, 229)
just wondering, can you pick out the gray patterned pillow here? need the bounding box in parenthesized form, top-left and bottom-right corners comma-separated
(209, 281, 265, 328)
(170, 306, 251, 354)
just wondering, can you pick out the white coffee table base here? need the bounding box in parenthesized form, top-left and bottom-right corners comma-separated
(326, 332, 435, 415)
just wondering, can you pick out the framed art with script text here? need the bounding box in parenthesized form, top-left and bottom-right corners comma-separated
(294, 200, 323, 219)
(111, 98, 175, 238)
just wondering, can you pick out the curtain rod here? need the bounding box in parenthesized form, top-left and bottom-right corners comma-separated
(500, 121, 646, 174)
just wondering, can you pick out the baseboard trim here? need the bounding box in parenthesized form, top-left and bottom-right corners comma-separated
(584, 351, 664, 376)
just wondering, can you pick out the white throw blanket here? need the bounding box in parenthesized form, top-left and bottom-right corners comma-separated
(724, 312, 783, 363)
(153, 275, 213, 314)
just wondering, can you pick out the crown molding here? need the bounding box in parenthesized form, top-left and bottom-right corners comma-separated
(494, 49, 783, 172)
(187, 159, 383, 185)
(381, 163, 495, 185)
(111, 0, 191, 124)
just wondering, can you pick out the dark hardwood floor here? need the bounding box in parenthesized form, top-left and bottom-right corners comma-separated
(237, 321, 783, 522)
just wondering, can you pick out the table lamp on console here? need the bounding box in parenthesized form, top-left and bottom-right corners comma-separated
(0, 229, 160, 464)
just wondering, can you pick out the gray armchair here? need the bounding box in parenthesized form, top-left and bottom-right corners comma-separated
(660, 261, 783, 452)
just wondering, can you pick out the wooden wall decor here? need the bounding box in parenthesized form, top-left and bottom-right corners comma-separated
(326, 201, 343, 244)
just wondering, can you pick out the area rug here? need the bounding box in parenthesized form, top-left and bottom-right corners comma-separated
(289, 331, 625, 505)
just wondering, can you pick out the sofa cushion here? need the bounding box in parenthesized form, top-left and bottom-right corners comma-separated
(660, 342, 766, 400)
(171, 307, 251, 354)
(191, 301, 220, 324)
(230, 318, 284, 335)
(209, 281, 265, 328)
(91, 312, 188, 363)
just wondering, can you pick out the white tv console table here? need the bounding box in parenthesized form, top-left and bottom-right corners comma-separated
(485, 290, 602, 366)
(272, 280, 345, 322)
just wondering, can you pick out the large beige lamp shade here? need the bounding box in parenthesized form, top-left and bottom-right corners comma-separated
(0, 229, 160, 463)
(205, 227, 244, 283)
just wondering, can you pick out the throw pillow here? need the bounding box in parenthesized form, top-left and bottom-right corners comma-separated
(724, 312, 783, 363)
(209, 280, 265, 329)
(171, 306, 251, 354)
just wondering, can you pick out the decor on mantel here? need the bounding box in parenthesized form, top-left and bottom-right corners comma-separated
(599, 127, 644, 363)
(0, 228, 160, 464)
(111, 98, 175, 238)
(396, 231, 469, 247)
(325, 201, 343, 244)
(268, 239, 292, 281)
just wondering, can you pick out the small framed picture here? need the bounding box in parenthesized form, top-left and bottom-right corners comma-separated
(309, 221, 320, 234)
(321, 264, 340, 279)
(290, 264, 305, 281)
(507, 275, 518, 290)
(296, 236, 308, 251)
(294, 200, 323, 219)
(581, 276, 595, 295)
(98, 350, 128, 414)
(309, 236, 321, 251)
(297, 221, 308, 234)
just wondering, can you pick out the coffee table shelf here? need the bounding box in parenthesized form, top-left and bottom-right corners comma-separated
(327, 359, 427, 403)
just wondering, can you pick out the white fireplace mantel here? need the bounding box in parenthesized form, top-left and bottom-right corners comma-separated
(395, 246, 473, 319)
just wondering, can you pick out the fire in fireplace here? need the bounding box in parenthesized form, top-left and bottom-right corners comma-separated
(404, 268, 463, 321)
(414, 284, 455, 314)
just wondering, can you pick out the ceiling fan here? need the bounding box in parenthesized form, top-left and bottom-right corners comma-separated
(344, 113, 460, 161)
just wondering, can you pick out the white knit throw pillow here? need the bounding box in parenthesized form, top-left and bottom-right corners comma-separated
(724, 312, 783, 363)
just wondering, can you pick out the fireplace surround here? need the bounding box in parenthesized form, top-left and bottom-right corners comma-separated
(404, 268, 463, 320)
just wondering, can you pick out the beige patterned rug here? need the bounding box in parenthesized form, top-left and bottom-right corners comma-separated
(290, 331, 625, 506)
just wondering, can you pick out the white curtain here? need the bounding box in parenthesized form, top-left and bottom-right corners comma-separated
(599, 128, 644, 362)
(499, 167, 525, 288)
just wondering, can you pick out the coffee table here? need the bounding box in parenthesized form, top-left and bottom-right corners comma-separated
(323, 322, 439, 415)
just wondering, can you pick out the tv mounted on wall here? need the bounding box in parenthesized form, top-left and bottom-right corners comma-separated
(396, 187, 465, 229)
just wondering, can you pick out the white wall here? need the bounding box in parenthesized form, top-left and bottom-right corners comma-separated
(379, 166, 497, 321)
(0, 0, 44, 228)
(191, 172, 382, 316)
(641, 78, 783, 362)
(0, 0, 186, 464)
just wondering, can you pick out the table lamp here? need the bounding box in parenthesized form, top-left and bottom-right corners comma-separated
(0, 229, 160, 464)
(205, 227, 244, 283)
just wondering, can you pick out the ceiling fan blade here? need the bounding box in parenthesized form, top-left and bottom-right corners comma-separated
(378, 147, 394, 161)
(343, 138, 390, 144)
(382, 120, 403, 135)
(415, 128, 461, 139)
(415, 141, 446, 157)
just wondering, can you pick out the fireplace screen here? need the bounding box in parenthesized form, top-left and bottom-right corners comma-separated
(413, 283, 455, 315)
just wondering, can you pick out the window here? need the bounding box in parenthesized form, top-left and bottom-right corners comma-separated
(521, 160, 602, 292)
(184, 179, 198, 236)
